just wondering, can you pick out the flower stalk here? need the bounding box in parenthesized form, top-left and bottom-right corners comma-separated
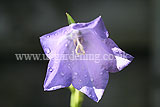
(66, 13, 84, 107)
(69, 85, 83, 107)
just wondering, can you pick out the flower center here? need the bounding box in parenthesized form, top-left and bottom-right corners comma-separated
(69, 30, 85, 55)
(74, 37, 85, 55)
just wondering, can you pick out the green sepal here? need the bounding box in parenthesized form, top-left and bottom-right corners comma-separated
(66, 12, 75, 25)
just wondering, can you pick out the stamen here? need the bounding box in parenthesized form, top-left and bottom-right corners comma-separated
(68, 30, 85, 55)
(75, 38, 85, 55)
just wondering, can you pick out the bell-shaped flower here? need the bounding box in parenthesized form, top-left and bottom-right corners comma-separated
(40, 16, 134, 102)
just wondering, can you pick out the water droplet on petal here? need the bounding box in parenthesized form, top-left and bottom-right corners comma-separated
(68, 64, 71, 69)
(65, 44, 68, 47)
(44, 47, 51, 54)
(72, 76, 76, 79)
(89, 94, 92, 97)
(61, 72, 64, 76)
(48, 67, 53, 72)
(106, 31, 109, 36)
(54, 32, 58, 36)
(79, 79, 82, 82)
(63, 30, 68, 34)
(46, 35, 50, 38)
(74, 72, 78, 76)
(91, 78, 94, 82)
(100, 72, 103, 75)
(84, 75, 87, 78)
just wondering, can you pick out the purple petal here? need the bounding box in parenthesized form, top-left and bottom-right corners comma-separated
(44, 59, 72, 91)
(72, 16, 109, 39)
(106, 38, 134, 72)
(40, 26, 72, 59)
(71, 60, 109, 102)
(70, 29, 112, 102)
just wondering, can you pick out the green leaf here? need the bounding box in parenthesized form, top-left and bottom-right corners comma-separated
(66, 12, 75, 25)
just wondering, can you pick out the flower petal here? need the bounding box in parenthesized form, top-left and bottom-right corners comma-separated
(70, 29, 112, 102)
(40, 26, 72, 59)
(44, 59, 72, 91)
(72, 16, 109, 39)
(71, 59, 109, 102)
(106, 38, 134, 71)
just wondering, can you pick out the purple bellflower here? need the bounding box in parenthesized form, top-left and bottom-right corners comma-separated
(40, 16, 134, 102)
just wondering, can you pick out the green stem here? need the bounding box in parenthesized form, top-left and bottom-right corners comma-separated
(66, 13, 84, 107)
(69, 85, 83, 107)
